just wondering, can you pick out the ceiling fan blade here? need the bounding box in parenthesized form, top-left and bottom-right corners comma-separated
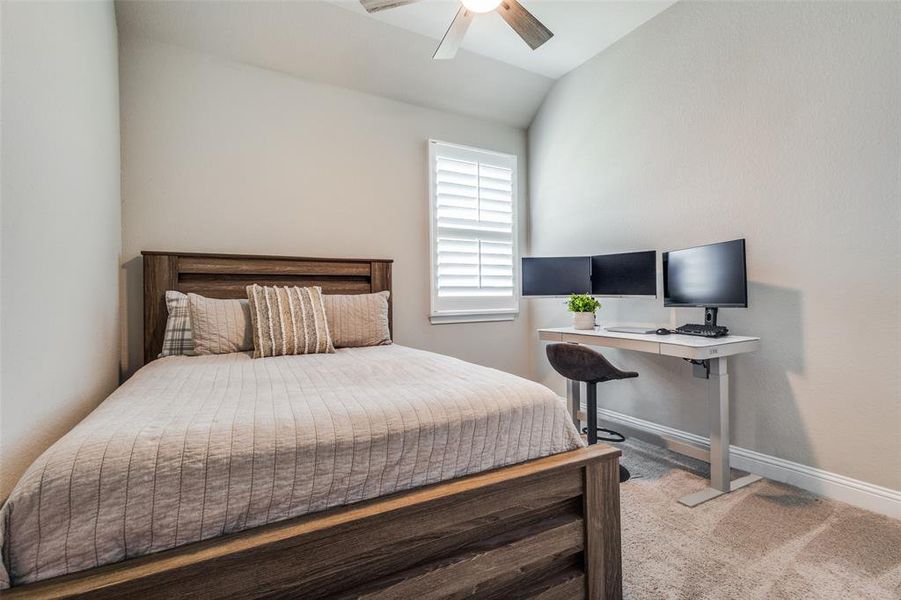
(433, 6, 474, 60)
(496, 0, 553, 50)
(359, 0, 422, 13)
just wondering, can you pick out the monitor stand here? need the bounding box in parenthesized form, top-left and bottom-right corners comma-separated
(705, 307, 719, 327)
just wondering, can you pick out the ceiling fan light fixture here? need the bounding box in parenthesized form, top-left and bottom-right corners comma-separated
(460, 0, 502, 14)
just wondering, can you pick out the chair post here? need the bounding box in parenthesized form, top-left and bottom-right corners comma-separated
(586, 382, 598, 445)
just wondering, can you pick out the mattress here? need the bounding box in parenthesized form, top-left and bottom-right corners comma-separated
(0, 345, 583, 587)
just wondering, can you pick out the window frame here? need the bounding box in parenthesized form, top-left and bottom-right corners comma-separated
(428, 139, 520, 325)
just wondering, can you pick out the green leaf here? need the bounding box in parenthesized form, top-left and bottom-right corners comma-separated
(566, 294, 601, 313)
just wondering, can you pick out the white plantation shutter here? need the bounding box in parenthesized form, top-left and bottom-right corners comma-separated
(429, 140, 519, 323)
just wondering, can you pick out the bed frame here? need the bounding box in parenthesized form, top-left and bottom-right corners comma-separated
(6, 251, 622, 600)
(140, 251, 395, 364)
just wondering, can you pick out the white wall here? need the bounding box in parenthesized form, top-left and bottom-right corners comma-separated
(119, 36, 532, 378)
(0, 1, 122, 498)
(114, 0, 552, 128)
(528, 1, 900, 489)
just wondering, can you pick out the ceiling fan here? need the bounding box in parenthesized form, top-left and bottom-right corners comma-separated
(359, 0, 553, 60)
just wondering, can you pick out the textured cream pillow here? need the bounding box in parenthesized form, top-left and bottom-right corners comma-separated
(323, 291, 392, 348)
(246, 284, 335, 358)
(187, 294, 253, 355)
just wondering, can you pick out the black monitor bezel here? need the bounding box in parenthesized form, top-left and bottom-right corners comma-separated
(590, 250, 657, 297)
(520, 255, 592, 297)
(662, 239, 748, 308)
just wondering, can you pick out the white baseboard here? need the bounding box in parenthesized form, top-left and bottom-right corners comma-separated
(593, 407, 901, 519)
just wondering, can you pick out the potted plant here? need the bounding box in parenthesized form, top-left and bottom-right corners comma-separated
(567, 294, 601, 330)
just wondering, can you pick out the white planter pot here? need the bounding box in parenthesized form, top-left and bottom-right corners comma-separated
(572, 312, 596, 330)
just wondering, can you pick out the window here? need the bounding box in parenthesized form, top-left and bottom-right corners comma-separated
(428, 140, 518, 324)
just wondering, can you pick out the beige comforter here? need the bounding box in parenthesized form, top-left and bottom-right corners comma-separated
(0, 345, 583, 587)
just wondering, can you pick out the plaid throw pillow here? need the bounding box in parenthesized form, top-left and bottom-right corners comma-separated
(159, 291, 194, 357)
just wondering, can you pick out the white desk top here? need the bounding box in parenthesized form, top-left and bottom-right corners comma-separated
(537, 326, 760, 360)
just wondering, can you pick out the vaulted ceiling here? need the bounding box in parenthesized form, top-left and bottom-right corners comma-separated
(329, 0, 675, 79)
(116, 1, 675, 128)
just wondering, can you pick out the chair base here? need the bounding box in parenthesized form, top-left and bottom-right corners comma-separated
(581, 425, 629, 483)
(582, 426, 625, 443)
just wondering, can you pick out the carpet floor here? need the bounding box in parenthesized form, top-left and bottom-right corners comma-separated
(615, 438, 901, 599)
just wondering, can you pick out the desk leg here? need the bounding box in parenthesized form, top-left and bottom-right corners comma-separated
(709, 356, 730, 492)
(566, 379, 581, 431)
(679, 356, 762, 507)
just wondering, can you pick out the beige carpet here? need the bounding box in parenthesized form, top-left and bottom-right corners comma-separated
(616, 438, 901, 599)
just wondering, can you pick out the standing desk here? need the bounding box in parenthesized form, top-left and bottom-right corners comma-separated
(538, 326, 762, 507)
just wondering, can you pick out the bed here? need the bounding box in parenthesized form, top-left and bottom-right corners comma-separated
(1, 251, 622, 600)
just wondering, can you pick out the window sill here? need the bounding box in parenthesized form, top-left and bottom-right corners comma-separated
(429, 311, 518, 325)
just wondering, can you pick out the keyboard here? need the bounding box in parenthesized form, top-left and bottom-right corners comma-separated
(674, 323, 729, 338)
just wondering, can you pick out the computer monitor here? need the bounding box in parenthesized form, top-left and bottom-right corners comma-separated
(591, 250, 656, 297)
(663, 239, 747, 325)
(521, 256, 591, 296)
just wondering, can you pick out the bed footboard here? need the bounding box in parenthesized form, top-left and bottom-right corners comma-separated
(5, 445, 622, 600)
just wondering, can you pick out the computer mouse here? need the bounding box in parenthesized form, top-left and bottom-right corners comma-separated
(655, 328, 671, 335)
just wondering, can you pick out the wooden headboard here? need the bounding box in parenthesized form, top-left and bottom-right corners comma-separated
(142, 251, 393, 365)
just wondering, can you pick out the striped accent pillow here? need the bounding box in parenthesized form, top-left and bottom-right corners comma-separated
(246, 285, 335, 358)
(187, 294, 254, 355)
(323, 291, 392, 348)
(160, 291, 194, 356)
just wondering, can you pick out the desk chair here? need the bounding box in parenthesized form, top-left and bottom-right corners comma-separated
(546, 342, 637, 483)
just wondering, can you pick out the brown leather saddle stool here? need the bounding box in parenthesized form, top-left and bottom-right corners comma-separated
(546, 342, 636, 483)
